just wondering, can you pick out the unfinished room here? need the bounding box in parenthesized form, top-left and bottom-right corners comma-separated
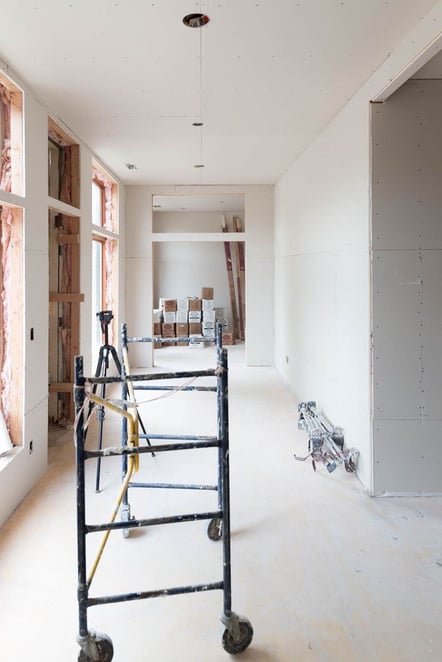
(1, 2, 442, 661)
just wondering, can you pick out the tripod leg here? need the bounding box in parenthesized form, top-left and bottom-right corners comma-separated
(95, 381, 106, 493)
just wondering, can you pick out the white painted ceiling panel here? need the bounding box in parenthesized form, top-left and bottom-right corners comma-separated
(0, 0, 439, 185)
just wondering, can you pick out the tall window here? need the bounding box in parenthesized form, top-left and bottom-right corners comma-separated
(91, 162, 119, 362)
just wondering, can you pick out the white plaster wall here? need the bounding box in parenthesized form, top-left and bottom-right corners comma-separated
(371, 79, 442, 494)
(273, 1, 442, 494)
(125, 185, 274, 367)
(274, 94, 372, 490)
(0, 63, 125, 527)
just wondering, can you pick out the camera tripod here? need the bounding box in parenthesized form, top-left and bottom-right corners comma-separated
(92, 311, 152, 492)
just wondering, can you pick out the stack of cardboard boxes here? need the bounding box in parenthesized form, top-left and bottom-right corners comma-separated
(153, 287, 234, 347)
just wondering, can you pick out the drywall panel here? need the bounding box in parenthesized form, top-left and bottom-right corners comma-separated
(125, 256, 153, 367)
(372, 81, 442, 250)
(0, 399, 47, 528)
(246, 256, 273, 366)
(24, 248, 49, 413)
(371, 250, 422, 420)
(421, 249, 442, 418)
(371, 79, 442, 493)
(373, 420, 442, 495)
(274, 87, 372, 490)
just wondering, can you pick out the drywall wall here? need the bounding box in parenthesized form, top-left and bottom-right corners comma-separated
(371, 79, 442, 494)
(125, 185, 273, 367)
(274, 2, 442, 494)
(274, 93, 372, 490)
(0, 61, 125, 527)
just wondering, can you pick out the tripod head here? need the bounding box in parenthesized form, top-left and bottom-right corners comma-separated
(96, 310, 113, 345)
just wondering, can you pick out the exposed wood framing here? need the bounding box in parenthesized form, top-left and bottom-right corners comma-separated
(48, 117, 80, 208)
(48, 212, 82, 423)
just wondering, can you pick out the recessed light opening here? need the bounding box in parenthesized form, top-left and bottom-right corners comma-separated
(194, 164, 205, 168)
(183, 13, 210, 28)
(192, 122, 204, 127)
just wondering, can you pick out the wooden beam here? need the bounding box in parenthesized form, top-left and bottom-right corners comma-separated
(49, 293, 85, 303)
(49, 382, 73, 393)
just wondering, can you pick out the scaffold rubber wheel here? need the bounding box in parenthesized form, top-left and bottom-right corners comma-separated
(207, 516, 222, 540)
(78, 633, 113, 662)
(222, 617, 254, 655)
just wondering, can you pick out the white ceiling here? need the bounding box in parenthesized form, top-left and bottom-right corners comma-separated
(0, 1, 439, 187)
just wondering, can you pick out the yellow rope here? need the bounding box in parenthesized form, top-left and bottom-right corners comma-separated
(86, 393, 139, 586)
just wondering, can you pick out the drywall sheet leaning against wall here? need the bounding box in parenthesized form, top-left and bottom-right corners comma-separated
(371, 79, 442, 495)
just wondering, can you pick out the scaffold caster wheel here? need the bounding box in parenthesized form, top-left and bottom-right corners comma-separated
(78, 633, 113, 662)
(222, 617, 253, 655)
(207, 516, 222, 540)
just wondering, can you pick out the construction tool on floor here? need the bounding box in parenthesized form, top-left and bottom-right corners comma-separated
(295, 400, 359, 473)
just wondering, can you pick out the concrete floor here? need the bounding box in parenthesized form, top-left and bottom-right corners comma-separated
(1, 343, 442, 661)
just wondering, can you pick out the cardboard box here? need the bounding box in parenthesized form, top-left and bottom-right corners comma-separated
(222, 332, 235, 346)
(202, 321, 215, 330)
(203, 310, 215, 323)
(162, 298, 177, 312)
(153, 309, 163, 323)
(201, 287, 214, 299)
(188, 297, 202, 311)
(188, 310, 201, 322)
(177, 298, 189, 311)
(176, 310, 188, 324)
(163, 311, 176, 323)
(162, 323, 175, 337)
(176, 323, 189, 336)
(153, 322, 162, 336)
(202, 299, 214, 312)
(202, 327, 215, 338)
(189, 322, 202, 334)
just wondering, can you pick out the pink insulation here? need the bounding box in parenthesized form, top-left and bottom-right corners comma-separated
(0, 84, 12, 193)
(0, 206, 13, 434)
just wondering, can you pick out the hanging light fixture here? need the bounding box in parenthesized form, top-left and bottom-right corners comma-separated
(183, 10, 209, 169)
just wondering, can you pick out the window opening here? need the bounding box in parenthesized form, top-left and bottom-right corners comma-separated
(48, 118, 80, 208)
(0, 205, 23, 449)
(0, 72, 23, 196)
(91, 162, 119, 357)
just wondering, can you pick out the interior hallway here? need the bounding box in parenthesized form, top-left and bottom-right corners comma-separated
(1, 344, 441, 662)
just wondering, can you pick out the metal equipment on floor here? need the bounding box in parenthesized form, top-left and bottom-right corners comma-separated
(295, 400, 359, 473)
(74, 322, 253, 661)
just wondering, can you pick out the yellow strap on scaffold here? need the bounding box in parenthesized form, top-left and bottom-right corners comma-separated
(86, 393, 139, 586)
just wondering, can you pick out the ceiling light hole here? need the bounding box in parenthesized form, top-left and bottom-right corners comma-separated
(194, 164, 205, 168)
(183, 13, 210, 28)
(192, 122, 204, 127)
(125, 163, 137, 170)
